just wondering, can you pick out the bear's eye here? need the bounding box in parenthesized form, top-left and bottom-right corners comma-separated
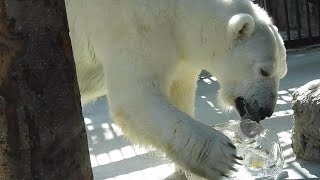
(260, 69, 270, 77)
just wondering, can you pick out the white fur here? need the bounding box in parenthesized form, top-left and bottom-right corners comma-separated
(65, 0, 287, 179)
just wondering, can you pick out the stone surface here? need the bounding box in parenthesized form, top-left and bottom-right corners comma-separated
(291, 79, 320, 163)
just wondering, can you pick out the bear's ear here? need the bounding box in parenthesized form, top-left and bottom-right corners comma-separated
(228, 13, 255, 42)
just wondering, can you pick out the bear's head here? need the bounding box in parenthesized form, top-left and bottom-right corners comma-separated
(209, 13, 287, 122)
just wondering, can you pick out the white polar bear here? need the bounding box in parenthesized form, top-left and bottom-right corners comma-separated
(65, 0, 287, 179)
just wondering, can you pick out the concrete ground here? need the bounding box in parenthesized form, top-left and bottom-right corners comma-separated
(82, 46, 320, 180)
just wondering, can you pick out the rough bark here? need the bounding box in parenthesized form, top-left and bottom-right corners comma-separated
(0, 0, 93, 179)
(291, 79, 320, 163)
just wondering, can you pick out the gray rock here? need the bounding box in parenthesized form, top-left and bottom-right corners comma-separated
(291, 79, 320, 162)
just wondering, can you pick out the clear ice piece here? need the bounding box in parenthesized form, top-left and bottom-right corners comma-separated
(213, 120, 285, 179)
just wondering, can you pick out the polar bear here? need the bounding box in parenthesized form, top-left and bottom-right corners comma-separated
(65, 0, 287, 179)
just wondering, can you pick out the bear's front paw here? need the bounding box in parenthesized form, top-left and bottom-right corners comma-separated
(172, 126, 242, 180)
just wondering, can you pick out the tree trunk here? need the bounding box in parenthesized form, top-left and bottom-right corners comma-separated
(0, 0, 93, 179)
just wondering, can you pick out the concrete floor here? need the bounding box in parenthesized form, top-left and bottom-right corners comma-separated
(82, 47, 320, 180)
